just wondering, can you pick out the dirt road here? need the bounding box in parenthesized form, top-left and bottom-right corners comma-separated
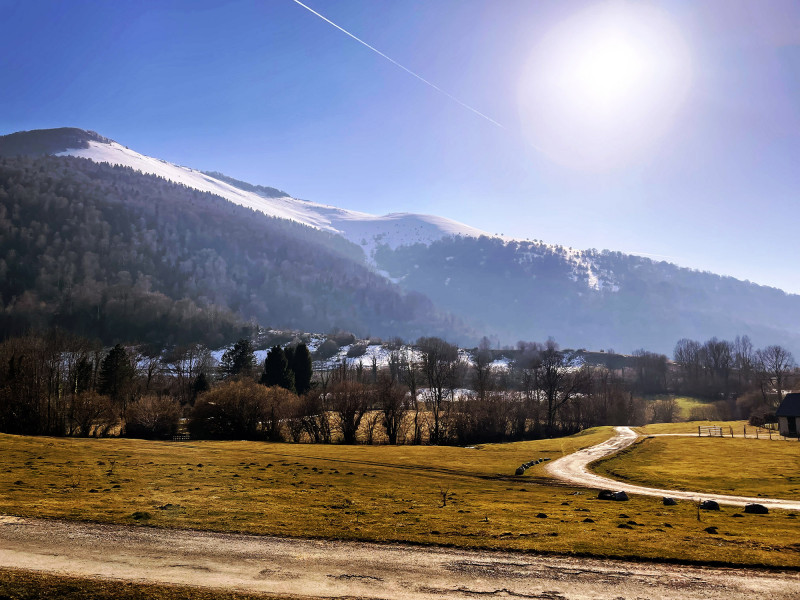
(1, 515, 799, 599)
(545, 426, 800, 510)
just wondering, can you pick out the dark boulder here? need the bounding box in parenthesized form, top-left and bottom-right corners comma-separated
(699, 500, 720, 511)
(598, 490, 629, 501)
(662, 497, 677, 506)
(744, 503, 769, 514)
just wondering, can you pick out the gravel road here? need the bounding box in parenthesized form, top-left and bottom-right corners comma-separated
(1, 515, 799, 599)
(545, 426, 800, 510)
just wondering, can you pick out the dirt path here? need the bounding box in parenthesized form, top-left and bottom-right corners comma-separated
(1, 515, 799, 599)
(545, 426, 800, 510)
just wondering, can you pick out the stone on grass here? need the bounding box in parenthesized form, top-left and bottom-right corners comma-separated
(598, 490, 629, 501)
(699, 500, 720, 511)
(744, 503, 769, 514)
(515, 467, 525, 476)
(662, 497, 677, 506)
(704, 526, 718, 534)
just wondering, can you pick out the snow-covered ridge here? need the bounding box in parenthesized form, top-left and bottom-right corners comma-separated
(58, 140, 488, 260)
(58, 136, 617, 292)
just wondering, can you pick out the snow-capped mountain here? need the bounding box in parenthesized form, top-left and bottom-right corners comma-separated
(56, 136, 487, 261)
(3, 127, 800, 355)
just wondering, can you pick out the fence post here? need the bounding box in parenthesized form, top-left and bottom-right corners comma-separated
(730, 426, 733, 438)
(743, 426, 746, 438)
(698, 426, 701, 437)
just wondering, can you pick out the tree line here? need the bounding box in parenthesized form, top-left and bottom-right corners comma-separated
(0, 329, 795, 444)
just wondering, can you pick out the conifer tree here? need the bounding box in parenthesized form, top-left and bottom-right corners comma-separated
(260, 345, 295, 392)
(219, 338, 256, 379)
(191, 372, 210, 403)
(291, 343, 313, 395)
(98, 344, 135, 407)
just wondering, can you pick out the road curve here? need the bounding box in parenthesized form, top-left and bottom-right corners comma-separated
(1, 516, 799, 600)
(546, 426, 800, 510)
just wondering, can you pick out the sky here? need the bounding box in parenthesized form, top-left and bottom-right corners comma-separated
(2, 0, 799, 293)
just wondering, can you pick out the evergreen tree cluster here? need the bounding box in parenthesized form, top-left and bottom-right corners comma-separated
(260, 343, 312, 395)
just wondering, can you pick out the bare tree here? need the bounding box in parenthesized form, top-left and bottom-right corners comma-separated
(329, 379, 369, 444)
(733, 335, 754, 389)
(400, 347, 423, 444)
(472, 336, 494, 402)
(537, 339, 585, 436)
(417, 337, 459, 444)
(755, 345, 796, 408)
(377, 372, 407, 445)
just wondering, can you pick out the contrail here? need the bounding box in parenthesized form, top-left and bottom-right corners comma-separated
(289, 0, 505, 130)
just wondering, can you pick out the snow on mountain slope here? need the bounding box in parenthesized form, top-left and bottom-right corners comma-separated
(57, 134, 613, 292)
(58, 140, 488, 259)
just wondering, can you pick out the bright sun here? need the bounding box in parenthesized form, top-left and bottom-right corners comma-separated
(519, 4, 692, 170)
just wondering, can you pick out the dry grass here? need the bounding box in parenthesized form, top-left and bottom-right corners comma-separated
(634, 420, 748, 435)
(593, 435, 800, 500)
(0, 568, 281, 600)
(1, 429, 800, 567)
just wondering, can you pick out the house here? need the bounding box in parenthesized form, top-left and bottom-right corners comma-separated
(776, 393, 800, 437)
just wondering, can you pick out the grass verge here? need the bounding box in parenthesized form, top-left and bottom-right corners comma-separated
(634, 420, 748, 435)
(0, 568, 280, 600)
(593, 434, 800, 500)
(1, 428, 799, 567)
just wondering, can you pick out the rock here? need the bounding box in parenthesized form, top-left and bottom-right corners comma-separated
(598, 490, 629, 501)
(744, 503, 769, 514)
(536, 513, 548, 519)
(704, 526, 719, 534)
(583, 517, 595, 523)
(662, 497, 677, 506)
(515, 467, 525, 476)
(699, 500, 720, 511)
(617, 523, 633, 529)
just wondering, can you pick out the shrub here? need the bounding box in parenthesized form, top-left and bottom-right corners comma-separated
(125, 395, 181, 439)
(346, 343, 368, 358)
(315, 339, 339, 360)
(188, 380, 293, 440)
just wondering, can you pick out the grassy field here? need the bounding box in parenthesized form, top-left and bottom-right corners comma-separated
(634, 420, 748, 435)
(641, 394, 721, 421)
(593, 435, 800, 500)
(0, 568, 278, 600)
(1, 429, 800, 567)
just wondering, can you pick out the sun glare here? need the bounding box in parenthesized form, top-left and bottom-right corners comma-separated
(519, 4, 692, 170)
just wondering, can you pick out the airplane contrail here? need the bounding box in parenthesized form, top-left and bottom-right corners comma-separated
(289, 0, 506, 130)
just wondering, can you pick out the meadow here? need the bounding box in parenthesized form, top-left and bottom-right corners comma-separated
(592, 434, 800, 500)
(2, 427, 800, 568)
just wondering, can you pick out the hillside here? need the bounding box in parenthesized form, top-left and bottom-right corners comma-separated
(0, 128, 487, 260)
(2, 127, 800, 354)
(374, 236, 800, 354)
(0, 154, 466, 346)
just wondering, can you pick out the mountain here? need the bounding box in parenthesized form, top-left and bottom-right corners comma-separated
(12, 128, 485, 261)
(2, 127, 799, 355)
(374, 236, 800, 354)
(0, 141, 468, 346)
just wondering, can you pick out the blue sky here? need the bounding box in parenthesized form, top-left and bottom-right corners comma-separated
(2, 0, 799, 292)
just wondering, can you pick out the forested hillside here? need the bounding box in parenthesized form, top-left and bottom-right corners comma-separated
(374, 236, 800, 355)
(0, 155, 464, 346)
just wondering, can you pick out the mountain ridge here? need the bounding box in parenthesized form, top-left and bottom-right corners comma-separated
(1, 127, 798, 354)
